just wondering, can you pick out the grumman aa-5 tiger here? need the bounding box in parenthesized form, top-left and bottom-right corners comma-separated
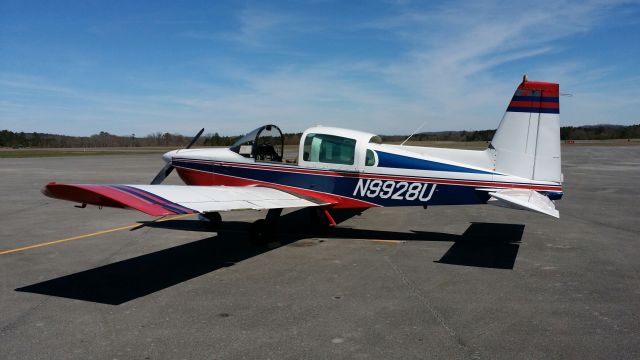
(44, 76, 563, 242)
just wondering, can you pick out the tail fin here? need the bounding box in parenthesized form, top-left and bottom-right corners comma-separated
(489, 75, 561, 182)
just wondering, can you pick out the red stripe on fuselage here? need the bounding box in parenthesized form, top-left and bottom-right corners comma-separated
(177, 158, 356, 178)
(173, 158, 563, 192)
(357, 173, 561, 191)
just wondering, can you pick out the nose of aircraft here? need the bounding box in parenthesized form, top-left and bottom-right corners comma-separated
(162, 150, 178, 164)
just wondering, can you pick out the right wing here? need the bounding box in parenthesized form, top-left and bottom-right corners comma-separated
(43, 183, 330, 216)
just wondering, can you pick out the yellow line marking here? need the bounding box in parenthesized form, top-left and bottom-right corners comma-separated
(0, 214, 192, 255)
(367, 239, 404, 244)
(319, 238, 404, 244)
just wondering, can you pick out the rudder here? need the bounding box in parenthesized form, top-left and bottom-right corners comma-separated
(489, 75, 561, 183)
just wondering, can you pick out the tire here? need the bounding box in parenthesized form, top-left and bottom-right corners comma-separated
(250, 219, 276, 245)
(201, 212, 222, 229)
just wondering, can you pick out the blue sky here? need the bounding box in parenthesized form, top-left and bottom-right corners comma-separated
(1, 0, 639, 136)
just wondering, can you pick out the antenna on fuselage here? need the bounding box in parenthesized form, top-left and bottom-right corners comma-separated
(400, 121, 427, 146)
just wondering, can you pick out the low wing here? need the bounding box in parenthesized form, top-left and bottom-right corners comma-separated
(487, 188, 559, 218)
(43, 183, 329, 216)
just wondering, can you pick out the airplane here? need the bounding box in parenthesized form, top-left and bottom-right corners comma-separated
(43, 75, 563, 243)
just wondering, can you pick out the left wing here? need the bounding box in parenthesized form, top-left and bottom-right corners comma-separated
(43, 183, 329, 216)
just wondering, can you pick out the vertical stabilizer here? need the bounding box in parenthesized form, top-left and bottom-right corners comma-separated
(490, 76, 561, 182)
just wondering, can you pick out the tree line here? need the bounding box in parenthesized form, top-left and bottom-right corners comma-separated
(559, 124, 640, 140)
(0, 130, 304, 148)
(1, 124, 638, 148)
(381, 129, 498, 143)
(0, 130, 240, 148)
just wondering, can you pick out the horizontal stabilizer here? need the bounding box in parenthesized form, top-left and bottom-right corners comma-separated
(488, 189, 559, 218)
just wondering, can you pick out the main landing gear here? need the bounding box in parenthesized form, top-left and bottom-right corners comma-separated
(199, 210, 280, 245)
(199, 212, 222, 229)
(250, 208, 282, 245)
(249, 207, 335, 245)
(201, 207, 337, 246)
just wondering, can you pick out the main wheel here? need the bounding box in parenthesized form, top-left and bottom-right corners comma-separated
(308, 208, 330, 233)
(250, 219, 276, 245)
(199, 212, 222, 229)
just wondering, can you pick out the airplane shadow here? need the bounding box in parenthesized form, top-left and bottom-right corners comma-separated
(432, 222, 524, 269)
(16, 209, 524, 305)
(310, 221, 524, 270)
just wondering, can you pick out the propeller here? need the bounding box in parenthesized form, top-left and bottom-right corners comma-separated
(151, 128, 204, 185)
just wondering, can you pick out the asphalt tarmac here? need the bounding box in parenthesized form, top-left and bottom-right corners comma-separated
(1, 146, 639, 359)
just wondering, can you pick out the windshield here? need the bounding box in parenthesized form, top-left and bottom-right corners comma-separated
(231, 126, 263, 148)
(229, 124, 284, 162)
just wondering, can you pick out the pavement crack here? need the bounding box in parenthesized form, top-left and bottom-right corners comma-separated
(383, 254, 481, 359)
(0, 297, 49, 334)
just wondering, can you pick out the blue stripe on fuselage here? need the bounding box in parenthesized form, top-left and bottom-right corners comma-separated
(172, 159, 490, 207)
(375, 151, 495, 175)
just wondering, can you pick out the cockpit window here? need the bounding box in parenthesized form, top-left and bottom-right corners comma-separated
(229, 124, 283, 162)
(231, 127, 261, 148)
(365, 149, 376, 166)
(303, 133, 356, 165)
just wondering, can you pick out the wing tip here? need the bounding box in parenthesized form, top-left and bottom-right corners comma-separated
(42, 182, 180, 217)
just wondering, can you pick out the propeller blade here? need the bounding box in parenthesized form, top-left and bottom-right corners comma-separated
(151, 162, 175, 185)
(185, 128, 205, 149)
(150, 128, 204, 185)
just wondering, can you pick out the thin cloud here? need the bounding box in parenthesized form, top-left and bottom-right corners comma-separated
(219, 7, 291, 46)
(181, 7, 314, 56)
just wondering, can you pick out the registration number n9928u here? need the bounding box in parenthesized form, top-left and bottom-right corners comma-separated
(353, 179, 436, 202)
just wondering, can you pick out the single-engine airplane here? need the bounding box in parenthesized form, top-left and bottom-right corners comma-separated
(43, 76, 563, 241)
